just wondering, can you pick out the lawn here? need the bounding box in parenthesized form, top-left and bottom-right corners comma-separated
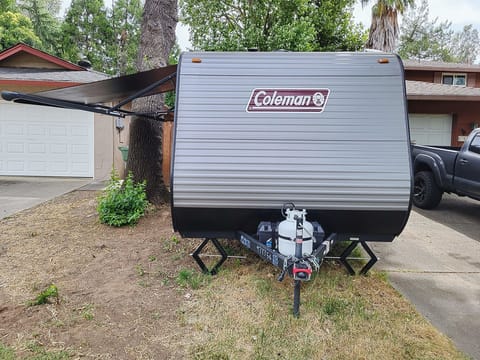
(0, 190, 468, 359)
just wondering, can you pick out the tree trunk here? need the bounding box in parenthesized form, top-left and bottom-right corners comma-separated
(126, 0, 177, 204)
(366, 8, 399, 52)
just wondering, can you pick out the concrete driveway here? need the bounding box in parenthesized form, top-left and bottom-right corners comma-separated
(0, 176, 93, 220)
(372, 193, 480, 359)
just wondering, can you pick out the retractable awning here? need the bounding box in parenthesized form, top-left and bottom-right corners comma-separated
(1, 65, 177, 120)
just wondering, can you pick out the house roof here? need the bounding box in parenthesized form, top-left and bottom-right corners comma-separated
(403, 59, 480, 72)
(0, 43, 84, 70)
(406, 80, 480, 101)
(0, 67, 108, 83)
(0, 43, 109, 85)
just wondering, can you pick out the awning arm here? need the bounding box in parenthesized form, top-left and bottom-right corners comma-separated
(109, 71, 177, 112)
(1, 91, 173, 121)
(1, 90, 128, 117)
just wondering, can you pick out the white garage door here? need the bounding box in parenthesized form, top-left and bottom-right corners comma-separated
(408, 113, 452, 146)
(0, 102, 94, 177)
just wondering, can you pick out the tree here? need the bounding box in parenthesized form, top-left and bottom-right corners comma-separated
(0, 0, 16, 11)
(0, 11, 41, 51)
(126, 0, 178, 204)
(398, 0, 454, 61)
(450, 25, 480, 64)
(311, 0, 367, 51)
(180, 0, 366, 51)
(398, 0, 480, 64)
(111, 0, 143, 75)
(18, 0, 62, 56)
(361, 0, 414, 52)
(60, 0, 114, 72)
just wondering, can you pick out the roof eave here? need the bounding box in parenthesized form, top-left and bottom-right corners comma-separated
(408, 95, 480, 101)
(0, 79, 81, 87)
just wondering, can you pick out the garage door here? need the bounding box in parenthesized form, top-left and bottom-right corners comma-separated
(408, 113, 452, 146)
(0, 102, 94, 177)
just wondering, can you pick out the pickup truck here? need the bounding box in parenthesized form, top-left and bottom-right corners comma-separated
(411, 128, 480, 209)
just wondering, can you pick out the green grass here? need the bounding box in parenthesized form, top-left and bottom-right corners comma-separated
(178, 258, 468, 360)
(27, 284, 58, 306)
(0, 343, 15, 360)
(176, 269, 211, 290)
(0, 342, 70, 360)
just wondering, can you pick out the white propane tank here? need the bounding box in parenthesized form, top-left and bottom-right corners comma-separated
(278, 209, 314, 256)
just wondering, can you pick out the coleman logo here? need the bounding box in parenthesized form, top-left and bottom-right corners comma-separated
(246, 88, 330, 113)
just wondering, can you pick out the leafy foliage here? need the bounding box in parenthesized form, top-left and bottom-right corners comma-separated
(398, 0, 454, 61)
(111, 0, 143, 75)
(0, 0, 16, 11)
(450, 25, 480, 64)
(164, 43, 180, 108)
(398, 0, 480, 64)
(0, 11, 41, 51)
(97, 170, 149, 227)
(18, 0, 62, 56)
(180, 0, 366, 51)
(60, 0, 114, 73)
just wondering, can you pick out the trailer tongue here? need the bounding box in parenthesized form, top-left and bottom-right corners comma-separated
(241, 204, 334, 317)
(194, 203, 377, 317)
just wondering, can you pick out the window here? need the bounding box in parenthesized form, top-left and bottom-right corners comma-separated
(442, 73, 467, 86)
(469, 134, 480, 154)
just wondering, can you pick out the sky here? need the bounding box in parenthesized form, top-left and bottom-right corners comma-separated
(60, 0, 480, 50)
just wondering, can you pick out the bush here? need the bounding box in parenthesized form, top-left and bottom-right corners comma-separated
(97, 170, 149, 227)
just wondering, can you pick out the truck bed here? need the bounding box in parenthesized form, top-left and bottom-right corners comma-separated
(412, 144, 458, 177)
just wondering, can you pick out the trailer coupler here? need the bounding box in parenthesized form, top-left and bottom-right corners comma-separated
(293, 261, 313, 281)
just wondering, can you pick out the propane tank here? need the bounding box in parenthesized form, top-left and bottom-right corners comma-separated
(277, 208, 314, 256)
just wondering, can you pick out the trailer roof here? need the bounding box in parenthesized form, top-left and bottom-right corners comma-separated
(1, 65, 177, 120)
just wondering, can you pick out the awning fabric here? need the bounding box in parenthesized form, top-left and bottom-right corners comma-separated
(1, 65, 177, 120)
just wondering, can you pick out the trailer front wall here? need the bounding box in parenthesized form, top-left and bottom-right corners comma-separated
(172, 52, 412, 240)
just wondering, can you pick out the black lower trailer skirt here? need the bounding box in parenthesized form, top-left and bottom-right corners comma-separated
(172, 207, 409, 242)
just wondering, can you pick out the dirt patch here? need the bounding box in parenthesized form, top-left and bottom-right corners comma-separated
(0, 190, 466, 360)
(0, 191, 198, 359)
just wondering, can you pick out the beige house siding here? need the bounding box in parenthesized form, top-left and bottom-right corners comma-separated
(94, 114, 130, 180)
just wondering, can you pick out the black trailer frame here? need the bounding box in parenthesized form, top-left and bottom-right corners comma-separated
(191, 227, 378, 317)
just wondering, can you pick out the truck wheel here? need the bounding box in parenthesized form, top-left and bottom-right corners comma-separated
(413, 171, 443, 209)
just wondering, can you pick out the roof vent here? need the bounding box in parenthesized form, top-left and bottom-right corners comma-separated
(78, 59, 92, 68)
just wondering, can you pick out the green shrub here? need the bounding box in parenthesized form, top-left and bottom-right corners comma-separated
(97, 170, 149, 227)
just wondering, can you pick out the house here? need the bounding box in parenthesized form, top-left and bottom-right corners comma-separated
(404, 60, 480, 146)
(0, 43, 129, 180)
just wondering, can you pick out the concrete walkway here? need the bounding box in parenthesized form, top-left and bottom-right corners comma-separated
(371, 204, 480, 359)
(0, 176, 93, 220)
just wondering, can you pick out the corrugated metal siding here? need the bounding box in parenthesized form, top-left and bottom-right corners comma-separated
(173, 52, 411, 211)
